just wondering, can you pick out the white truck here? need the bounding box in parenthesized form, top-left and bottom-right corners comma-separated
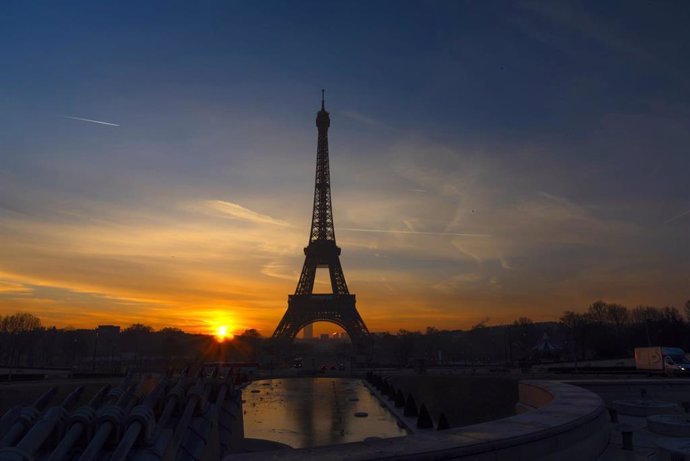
(634, 347, 690, 376)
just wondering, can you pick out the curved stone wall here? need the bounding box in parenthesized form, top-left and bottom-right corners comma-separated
(230, 379, 609, 461)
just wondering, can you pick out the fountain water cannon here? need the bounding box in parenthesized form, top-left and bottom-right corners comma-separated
(215, 367, 243, 456)
(174, 365, 235, 460)
(4, 386, 85, 459)
(76, 378, 141, 461)
(105, 373, 135, 405)
(109, 378, 169, 461)
(138, 368, 200, 460)
(46, 385, 110, 461)
(214, 368, 235, 409)
(0, 365, 245, 460)
(157, 376, 186, 432)
(172, 378, 206, 445)
(0, 408, 22, 440)
(0, 386, 58, 448)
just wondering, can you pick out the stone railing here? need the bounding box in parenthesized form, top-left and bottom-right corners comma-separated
(231, 378, 609, 461)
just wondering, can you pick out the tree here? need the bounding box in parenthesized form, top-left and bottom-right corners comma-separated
(512, 317, 536, 340)
(685, 300, 690, 323)
(0, 312, 41, 333)
(588, 301, 608, 325)
(661, 306, 683, 323)
(237, 329, 263, 362)
(631, 306, 664, 324)
(159, 327, 184, 366)
(0, 312, 42, 366)
(509, 317, 538, 364)
(396, 330, 420, 365)
(123, 323, 154, 334)
(471, 318, 489, 330)
(560, 311, 595, 360)
(240, 329, 261, 338)
(122, 323, 154, 360)
(605, 304, 629, 335)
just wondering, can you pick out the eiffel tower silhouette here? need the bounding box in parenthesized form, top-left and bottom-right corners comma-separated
(272, 91, 369, 345)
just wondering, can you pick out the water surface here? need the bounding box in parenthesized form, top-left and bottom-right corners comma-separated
(243, 377, 407, 448)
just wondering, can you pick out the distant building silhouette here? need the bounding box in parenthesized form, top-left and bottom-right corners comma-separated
(303, 323, 313, 339)
(96, 324, 120, 338)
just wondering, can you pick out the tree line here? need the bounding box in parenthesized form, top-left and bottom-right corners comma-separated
(1, 299, 689, 368)
(368, 300, 690, 366)
(0, 313, 262, 370)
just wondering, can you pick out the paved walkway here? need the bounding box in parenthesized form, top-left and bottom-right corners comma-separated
(598, 412, 689, 461)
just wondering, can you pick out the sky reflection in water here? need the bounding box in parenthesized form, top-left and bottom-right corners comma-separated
(243, 377, 408, 448)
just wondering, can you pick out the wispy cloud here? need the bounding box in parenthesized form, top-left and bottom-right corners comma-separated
(539, 191, 570, 204)
(59, 115, 120, 127)
(516, 1, 655, 63)
(665, 209, 690, 224)
(340, 227, 489, 237)
(191, 200, 291, 226)
(340, 110, 384, 127)
(0, 278, 33, 294)
(260, 261, 297, 281)
(432, 272, 486, 293)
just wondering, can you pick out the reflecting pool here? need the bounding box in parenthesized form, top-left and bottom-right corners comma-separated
(243, 377, 408, 448)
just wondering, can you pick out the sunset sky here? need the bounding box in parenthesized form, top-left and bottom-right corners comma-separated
(1, 1, 688, 336)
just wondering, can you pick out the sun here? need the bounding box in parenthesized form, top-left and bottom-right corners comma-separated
(215, 325, 233, 342)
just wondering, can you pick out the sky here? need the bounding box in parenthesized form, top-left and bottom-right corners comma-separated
(0, 1, 688, 336)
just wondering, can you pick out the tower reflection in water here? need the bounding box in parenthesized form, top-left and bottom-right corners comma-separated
(243, 377, 407, 448)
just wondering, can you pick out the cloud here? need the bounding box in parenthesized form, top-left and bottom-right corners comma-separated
(190, 200, 291, 226)
(59, 115, 120, 127)
(340, 110, 384, 127)
(260, 261, 298, 281)
(665, 209, 690, 224)
(1, 105, 686, 333)
(0, 278, 32, 295)
(539, 191, 570, 204)
(515, 1, 655, 63)
(340, 227, 490, 237)
(432, 272, 486, 293)
(0, 193, 307, 332)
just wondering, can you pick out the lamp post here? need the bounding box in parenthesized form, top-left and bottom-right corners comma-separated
(92, 331, 99, 371)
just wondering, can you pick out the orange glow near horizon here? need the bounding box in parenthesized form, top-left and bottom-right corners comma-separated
(0, 188, 687, 335)
(215, 325, 232, 342)
(206, 313, 238, 342)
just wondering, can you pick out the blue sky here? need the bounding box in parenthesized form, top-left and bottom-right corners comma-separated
(0, 1, 688, 334)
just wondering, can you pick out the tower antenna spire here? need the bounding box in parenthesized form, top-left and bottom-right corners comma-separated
(321, 89, 325, 110)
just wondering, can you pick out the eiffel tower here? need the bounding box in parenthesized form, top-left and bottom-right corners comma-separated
(272, 91, 369, 345)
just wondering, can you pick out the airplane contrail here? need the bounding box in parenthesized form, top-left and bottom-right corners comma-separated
(665, 209, 690, 224)
(340, 227, 490, 237)
(60, 115, 120, 127)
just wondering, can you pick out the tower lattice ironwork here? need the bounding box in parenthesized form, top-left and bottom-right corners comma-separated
(272, 92, 369, 345)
